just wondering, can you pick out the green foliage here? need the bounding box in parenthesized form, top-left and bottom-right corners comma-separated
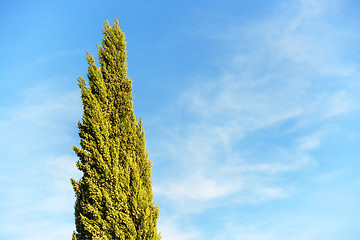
(71, 19, 160, 240)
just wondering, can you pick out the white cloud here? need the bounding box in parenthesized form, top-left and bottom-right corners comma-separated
(0, 84, 82, 240)
(153, 2, 360, 237)
(158, 217, 202, 240)
(297, 133, 321, 151)
(0, 221, 75, 240)
(0, 85, 81, 155)
(40, 155, 81, 213)
(155, 173, 241, 202)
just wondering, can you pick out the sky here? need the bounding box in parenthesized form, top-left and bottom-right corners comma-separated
(1, 0, 360, 239)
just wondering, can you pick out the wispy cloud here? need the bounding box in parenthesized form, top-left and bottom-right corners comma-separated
(155, 173, 240, 202)
(220, 201, 358, 240)
(153, 0, 360, 238)
(40, 155, 81, 213)
(157, 217, 202, 240)
(0, 84, 81, 240)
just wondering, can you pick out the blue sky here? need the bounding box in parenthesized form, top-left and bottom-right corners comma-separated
(1, 0, 360, 239)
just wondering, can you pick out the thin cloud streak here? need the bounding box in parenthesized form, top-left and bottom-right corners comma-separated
(154, 0, 360, 238)
(0, 85, 81, 240)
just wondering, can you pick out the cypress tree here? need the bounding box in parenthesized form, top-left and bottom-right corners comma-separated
(71, 19, 160, 240)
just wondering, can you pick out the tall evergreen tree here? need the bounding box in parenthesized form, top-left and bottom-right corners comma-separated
(71, 19, 160, 240)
